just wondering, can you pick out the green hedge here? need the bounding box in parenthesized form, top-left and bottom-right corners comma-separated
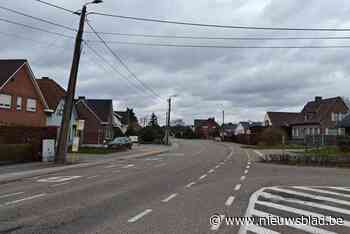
(0, 144, 33, 162)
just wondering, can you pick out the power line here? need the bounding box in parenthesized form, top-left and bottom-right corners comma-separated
(86, 40, 350, 49)
(86, 21, 163, 101)
(87, 32, 350, 41)
(84, 41, 159, 103)
(0, 17, 74, 38)
(0, 5, 76, 32)
(32, 0, 75, 14)
(91, 12, 350, 32)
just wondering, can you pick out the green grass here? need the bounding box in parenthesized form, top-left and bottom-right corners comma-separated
(69, 147, 121, 155)
(241, 144, 305, 150)
(303, 147, 350, 157)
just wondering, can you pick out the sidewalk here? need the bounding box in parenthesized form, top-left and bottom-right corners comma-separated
(0, 143, 175, 184)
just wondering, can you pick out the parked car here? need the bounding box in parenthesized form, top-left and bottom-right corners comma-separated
(108, 137, 133, 149)
(129, 136, 139, 143)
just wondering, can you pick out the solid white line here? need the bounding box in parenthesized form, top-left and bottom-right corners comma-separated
(50, 182, 70, 187)
(260, 191, 350, 217)
(210, 215, 225, 231)
(0, 192, 25, 199)
(294, 186, 350, 198)
(87, 175, 99, 179)
(256, 200, 350, 228)
(328, 187, 350, 192)
(244, 170, 248, 174)
(208, 169, 215, 173)
(269, 187, 350, 207)
(253, 150, 263, 157)
(128, 209, 152, 223)
(5, 193, 46, 206)
(234, 184, 242, 191)
(225, 196, 235, 206)
(246, 223, 280, 234)
(162, 193, 178, 202)
(199, 174, 207, 180)
(185, 182, 196, 188)
(252, 209, 336, 234)
(240, 176, 246, 181)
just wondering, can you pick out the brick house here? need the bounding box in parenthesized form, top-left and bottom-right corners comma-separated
(0, 60, 50, 127)
(290, 96, 349, 140)
(264, 111, 300, 138)
(75, 97, 114, 146)
(194, 118, 220, 139)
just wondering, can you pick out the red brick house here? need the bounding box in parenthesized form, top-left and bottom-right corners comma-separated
(75, 97, 114, 146)
(194, 118, 220, 139)
(0, 60, 50, 127)
(264, 111, 300, 138)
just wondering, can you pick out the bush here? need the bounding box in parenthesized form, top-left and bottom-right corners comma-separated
(138, 126, 165, 144)
(337, 137, 350, 152)
(259, 128, 287, 146)
(0, 144, 33, 162)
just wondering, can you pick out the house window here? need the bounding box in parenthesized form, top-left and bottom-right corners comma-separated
(26, 98, 37, 112)
(0, 94, 12, 109)
(339, 128, 346, 136)
(326, 128, 338, 136)
(16, 97, 22, 111)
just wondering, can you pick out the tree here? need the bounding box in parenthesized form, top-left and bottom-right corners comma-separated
(148, 113, 159, 127)
(171, 118, 186, 127)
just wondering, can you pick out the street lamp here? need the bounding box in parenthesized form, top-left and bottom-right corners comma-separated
(56, 0, 103, 163)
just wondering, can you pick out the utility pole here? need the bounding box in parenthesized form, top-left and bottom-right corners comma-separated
(165, 98, 171, 145)
(56, 1, 102, 163)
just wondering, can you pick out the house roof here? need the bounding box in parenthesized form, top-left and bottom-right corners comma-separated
(0, 59, 27, 89)
(36, 78, 66, 110)
(292, 97, 348, 125)
(84, 99, 113, 123)
(194, 118, 218, 128)
(338, 113, 350, 128)
(266, 112, 300, 127)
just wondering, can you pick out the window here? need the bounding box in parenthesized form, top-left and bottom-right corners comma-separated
(339, 128, 346, 136)
(26, 98, 37, 112)
(0, 94, 11, 109)
(16, 97, 22, 111)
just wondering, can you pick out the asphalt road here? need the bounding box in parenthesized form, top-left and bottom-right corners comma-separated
(1, 139, 350, 234)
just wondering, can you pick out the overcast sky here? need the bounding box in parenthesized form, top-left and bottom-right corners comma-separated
(1, 0, 350, 125)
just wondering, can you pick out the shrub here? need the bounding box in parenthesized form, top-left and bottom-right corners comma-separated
(138, 126, 165, 144)
(337, 137, 350, 152)
(0, 144, 33, 162)
(259, 127, 287, 146)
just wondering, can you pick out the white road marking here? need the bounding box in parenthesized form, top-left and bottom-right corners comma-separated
(253, 150, 263, 157)
(225, 196, 235, 206)
(128, 209, 152, 223)
(246, 224, 280, 234)
(199, 174, 207, 180)
(240, 176, 246, 181)
(210, 214, 225, 231)
(122, 164, 135, 169)
(215, 165, 220, 169)
(37, 176, 81, 183)
(247, 162, 251, 165)
(185, 182, 196, 188)
(162, 193, 178, 202)
(271, 187, 350, 206)
(244, 170, 248, 174)
(0, 192, 24, 199)
(234, 184, 242, 191)
(87, 175, 99, 179)
(246, 165, 250, 169)
(328, 187, 350, 192)
(50, 182, 70, 187)
(105, 164, 117, 168)
(293, 186, 350, 198)
(208, 169, 215, 173)
(5, 193, 46, 206)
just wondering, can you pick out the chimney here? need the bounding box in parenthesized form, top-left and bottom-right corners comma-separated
(41, 76, 50, 80)
(315, 96, 322, 102)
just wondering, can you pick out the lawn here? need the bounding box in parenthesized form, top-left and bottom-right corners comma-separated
(302, 147, 350, 157)
(241, 144, 305, 150)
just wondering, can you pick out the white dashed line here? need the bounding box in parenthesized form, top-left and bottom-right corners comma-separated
(208, 169, 215, 173)
(105, 165, 117, 168)
(247, 162, 251, 165)
(185, 182, 196, 188)
(128, 209, 153, 223)
(240, 176, 246, 181)
(0, 192, 24, 199)
(210, 214, 225, 231)
(246, 165, 250, 169)
(225, 196, 235, 206)
(199, 174, 207, 180)
(122, 164, 135, 169)
(162, 193, 178, 202)
(50, 182, 70, 187)
(5, 193, 46, 206)
(244, 170, 248, 174)
(215, 165, 220, 169)
(234, 184, 242, 191)
(87, 175, 99, 179)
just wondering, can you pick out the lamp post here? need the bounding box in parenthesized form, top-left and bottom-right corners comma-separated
(56, 0, 103, 163)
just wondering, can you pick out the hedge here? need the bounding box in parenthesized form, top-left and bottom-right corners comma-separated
(0, 144, 33, 162)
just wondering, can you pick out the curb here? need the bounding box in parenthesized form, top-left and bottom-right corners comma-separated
(0, 148, 170, 185)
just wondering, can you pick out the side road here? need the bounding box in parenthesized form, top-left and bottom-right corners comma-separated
(0, 143, 177, 184)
